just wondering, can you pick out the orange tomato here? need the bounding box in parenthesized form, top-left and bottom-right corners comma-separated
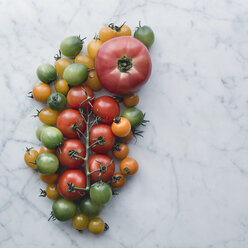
(111, 173, 126, 188)
(112, 143, 129, 160)
(123, 93, 139, 107)
(86, 70, 102, 91)
(24, 147, 38, 169)
(55, 79, 69, 95)
(119, 130, 133, 144)
(111, 117, 131, 137)
(46, 184, 59, 200)
(40, 173, 58, 184)
(39, 146, 56, 155)
(38, 108, 59, 125)
(120, 157, 138, 176)
(32, 82, 51, 103)
(87, 39, 103, 59)
(74, 54, 94, 69)
(55, 57, 72, 77)
(99, 26, 116, 42)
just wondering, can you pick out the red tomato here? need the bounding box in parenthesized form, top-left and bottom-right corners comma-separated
(57, 169, 86, 200)
(95, 36, 152, 95)
(88, 154, 115, 182)
(56, 109, 86, 138)
(92, 96, 120, 124)
(89, 124, 115, 154)
(56, 139, 86, 169)
(67, 85, 94, 109)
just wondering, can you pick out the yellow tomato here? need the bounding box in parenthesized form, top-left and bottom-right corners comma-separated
(74, 54, 94, 69)
(99, 26, 116, 42)
(87, 39, 103, 59)
(39, 173, 58, 184)
(55, 58, 72, 77)
(115, 24, 132, 37)
(24, 147, 38, 169)
(88, 217, 105, 234)
(55, 79, 69, 95)
(72, 213, 89, 230)
(46, 184, 59, 200)
(38, 108, 59, 125)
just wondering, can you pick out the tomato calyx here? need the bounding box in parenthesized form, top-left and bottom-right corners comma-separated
(68, 149, 86, 160)
(39, 188, 47, 197)
(124, 167, 130, 174)
(117, 56, 132, 73)
(25, 147, 33, 154)
(104, 223, 109, 231)
(113, 117, 121, 124)
(27, 91, 33, 99)
(89, 136, 106, 148)
(66, 182, 88, 193)
(54, 50, 62, 61)
(113, 143, 121, 151)
(71, 116, 86, 137)
(112, 175, 122, 182)
(78, 35, 87, 44)
(108, 21, 126, 32)
(32, 109, 41, 118)
(48, 211, 57, 221)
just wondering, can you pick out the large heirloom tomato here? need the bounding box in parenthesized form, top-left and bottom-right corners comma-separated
(95, 36, 152, 95)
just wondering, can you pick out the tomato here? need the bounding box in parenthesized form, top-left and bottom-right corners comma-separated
(36, 124, 49, 141)
(119, 130, 133, 144)
(60, 36, 84, 58)
(111, 173, 126, 188)
(122, 107, 145, 128)
(89, 124, 115, 154)
(112, 143, 129, 160)
(123, 93, 139, 107)
(39, 146, 56, 155)
(36, 63, 57, 83)
(40, 173, 58, 184)
(90, 182, 112, 205)
(88, 154, 115, 183)
(67, 85, 94, 110)
(55, 57, 72, 77)
(72, 213, 89, 230)
(47, 92, 67, 111)
(74, 54, 94, 69)
(63, 63, 88, 86)
(115, 24, 132, 37)
(32, 82, 51, 102)
(56, 139, 85, 169)
(52, 198, 77, 221)
(120, 157, 138, 176)
(57, 169, 86, 200)
(79, 197, 102, 217)
(99, 26, 115, 42)
(95, 36, 152, 95)
(36, 153, 59, 175)
(40, 126, 63, 149)
(55, 79, 69, 95)
(87, 38, 103, 59)
(38, 108, 59, 125)
(56, 109, 86, 138)
(92, 96, 120, 124)
(46, 184, 59, 200)
(134, 23, 155, 48)
(86, 71, 102, 91)
(88, 217, 105, 234)
(24, 147, 38, 169)
(111, 117, 131, 137)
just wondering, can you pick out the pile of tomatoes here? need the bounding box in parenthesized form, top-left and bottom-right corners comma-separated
(24, 21, 154, 234)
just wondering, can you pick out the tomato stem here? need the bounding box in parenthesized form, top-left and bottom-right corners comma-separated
(39, 188, 46, 197)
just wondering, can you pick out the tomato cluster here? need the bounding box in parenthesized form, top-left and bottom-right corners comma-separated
(25, 21, 154, 235)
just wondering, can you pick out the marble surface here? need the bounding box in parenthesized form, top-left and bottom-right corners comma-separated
(1, 0, 248, 247)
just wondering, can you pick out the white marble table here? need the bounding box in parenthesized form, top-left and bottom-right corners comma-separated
(1, 0, 248, 247)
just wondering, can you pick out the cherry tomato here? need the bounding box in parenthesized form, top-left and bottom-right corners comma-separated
(99, 26, 115, 42)
(88, 154, 115, 183)
(24, 147, 38, 169)
(123, 93, 139, 107)
(36, 124, 49, 141)
(134, 23, 155, 48)
(57, 169, 86, 200)
(74, 54, 94, 69)
(39, 146, 56, 155)
(47, 92, 67, 111)
(56, 109, 86, 138)
(111, 173, 126, 188)
(111, 117, 131, 137)
(120, 157, 138, 176)
(36, 63, 57, 84)
(60, 36, 84, 58)
(55, 58, 72, 77)
(89, 124, 115, 154)
(32, 82, 51, 103)
(87, 38, 103, 59)
(46, 184, 59, 200)
(90, 182, 112, 205)
(56, 139, 86, 169)
(36, 153, 59, 175)
(112, 143, 129, 160)
(40, 127, 63, 149)
(67, 85, 94, 110)
(115, 24, 132, 37)
(79, 197, 102, 217)
(119, 130, 133, 144)
(86, 71, 102, 91)
(88, 217, 105, 234)
(55, 79, 69, 95)
(122, 107, 145, 128)
(38, 108, 59, 125)
(72, 213, 89, 230)
(92, 96, 120, 124)
(95, 36, 152, 95)
(40, 173, 58, 184)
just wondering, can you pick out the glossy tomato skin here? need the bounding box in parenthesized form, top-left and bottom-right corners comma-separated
(88, 154, 115, 182)
(79, 197, 102, 217)
(67, 85, 94, 109)
(89, 124, 115, 154)
(95, 36, 152, 95)
(57, 139, 86, 169)
(90, 182, 112, 205)
(57, 169, 86, 200)
(92, 96, 120, 124)
(56, 109, 86, 138)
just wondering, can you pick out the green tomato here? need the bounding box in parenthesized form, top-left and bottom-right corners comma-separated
(122, 107, 144, 128)
(79, 197, 102, 217)
(134, 24, 155, 48)
(40, 127, 63, 149)
(36, 124, 50, 141)
(36, 63, 57, 83)
(90, 182, 112, 205)
(63, 63, 88, 86)
(47, 92, 67, 111)
(36, 152, 59, 175)
(60, 36, 83, 58)
(52, 198, 77, 221)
